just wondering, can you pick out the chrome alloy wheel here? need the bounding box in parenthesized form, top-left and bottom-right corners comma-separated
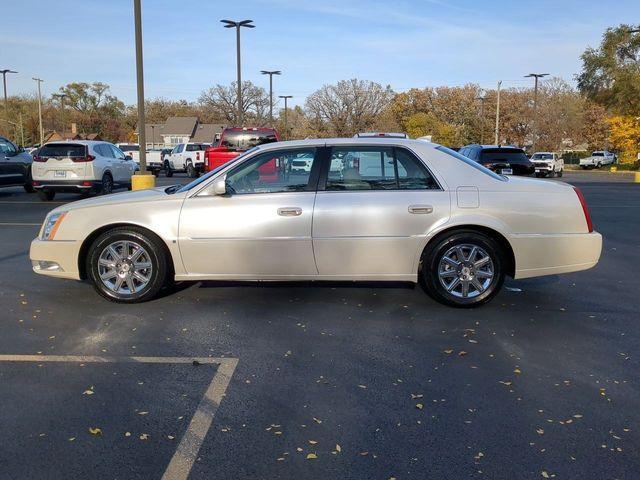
(438, 244, 494, 299)
(98, 240, 153, 295)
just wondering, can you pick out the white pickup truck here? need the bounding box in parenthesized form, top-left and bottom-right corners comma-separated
(580, 151, 617, 169)
(164, 143, 208, 178)
(531, 152, 564, 177)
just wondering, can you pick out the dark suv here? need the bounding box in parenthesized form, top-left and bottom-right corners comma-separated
(0, 136, 34, 192)
(458, 144, 534, 176)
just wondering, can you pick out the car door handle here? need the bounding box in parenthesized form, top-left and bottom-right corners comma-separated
(408, 204, 433, 214)
(277, 207, 302, 217)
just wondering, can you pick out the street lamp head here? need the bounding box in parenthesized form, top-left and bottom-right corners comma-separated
(525, 73, 550, 78)
(221, 19, 254, 28)
(279, 95, 293, 99)
(1, 69, 18, 75)
(261, 70, 282, 75)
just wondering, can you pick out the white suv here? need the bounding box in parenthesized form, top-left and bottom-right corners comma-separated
(32, 141, 136, 201)
(531, 152, 564, 177)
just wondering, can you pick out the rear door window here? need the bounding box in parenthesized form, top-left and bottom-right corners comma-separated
(39, 143, 86, 157)
(325, 147, 439, 191)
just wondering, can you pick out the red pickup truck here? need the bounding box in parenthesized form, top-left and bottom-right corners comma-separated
(204, 127, 279, 172)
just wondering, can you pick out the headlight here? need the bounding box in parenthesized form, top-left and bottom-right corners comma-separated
(41, 212, 67, 240)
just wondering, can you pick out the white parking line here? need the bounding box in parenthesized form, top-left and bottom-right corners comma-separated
(0, 354, 239, 480)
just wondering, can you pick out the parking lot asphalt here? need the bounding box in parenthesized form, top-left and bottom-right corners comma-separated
(0, 171, 638, 480)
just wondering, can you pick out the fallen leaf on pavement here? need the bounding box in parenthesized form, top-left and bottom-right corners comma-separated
(306, 453, 317, 460)
(88, 427, 102, 436)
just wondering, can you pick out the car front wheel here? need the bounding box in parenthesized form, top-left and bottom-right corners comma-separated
(87, 227, 168, 303)
(421, 231, 505, 307)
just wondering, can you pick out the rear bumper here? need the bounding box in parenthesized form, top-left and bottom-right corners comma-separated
(33, 180, 101, 193)
(510, 231, 602, 279)
(29, 238, 82, 280)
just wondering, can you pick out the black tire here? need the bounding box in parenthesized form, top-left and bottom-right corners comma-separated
(597, 162, 602, 169)
(101, 172, 113, 195)
(535, 173, 541, 178)
(24, 168, 35, 193)
(37, 190, 55, 201)
(421, 231, 505, 308)
(86, 227, 169, 303)
(557, 169, 563, 177)
(186, 161, 197, 178)
(164, 160, 173, 177)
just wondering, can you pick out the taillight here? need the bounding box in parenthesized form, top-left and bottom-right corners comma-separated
(72, 155, 95, 163)
(32, 155, 47, 162)
(196, 152, 200, 161)
(573, 187, 593, 233)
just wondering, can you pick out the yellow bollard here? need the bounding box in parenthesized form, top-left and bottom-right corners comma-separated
(131, 172, 156, 191)
(635, 171, 640, 183)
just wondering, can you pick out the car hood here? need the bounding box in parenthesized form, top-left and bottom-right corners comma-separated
(51, 187, 181, 214)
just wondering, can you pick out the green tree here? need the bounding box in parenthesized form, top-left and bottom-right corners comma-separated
(577, 24, 640, 115)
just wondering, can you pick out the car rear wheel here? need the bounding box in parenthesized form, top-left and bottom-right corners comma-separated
(421, 231, 505, 308)
(24, 168, 35, 193)
(37, 190, 55, 201)
(186, 161, 197, 178)
(87, 227, 168, 303)
(101, 173, 113, 195)
(557, 169, 563, 177)
(164, 160, 173, 177)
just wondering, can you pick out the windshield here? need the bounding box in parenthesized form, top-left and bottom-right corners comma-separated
(592, 152, 604, 156)
(118, 145, 139, 152)
(174, 147, 260, 194)
(436, 146, 506, 181)
(221, 130, 278, 150)
(531, 153, 553, 160)
(480, 149, 530, 164)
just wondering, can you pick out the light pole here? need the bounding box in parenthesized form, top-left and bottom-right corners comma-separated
(279, 95, 292, 140)
(133, 0, 148, 175)
(51, 93, 68, 136)
(494, 80, 502, 145)
(150, 124, 156, 148)
(221, 19, 255, 126)
(475, 90, 486, 144)
(1, 69, 17, 118)
(32, 77, 44, 146)
(261, 70, 281, 126)
(525, 73, 549, 152)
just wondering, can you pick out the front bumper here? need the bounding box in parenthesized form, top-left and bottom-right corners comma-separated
(510, 231, 602, 279)
(33, 180, 101, 193)
(30, 238, 82, 280)
(533, 163, 553, 172)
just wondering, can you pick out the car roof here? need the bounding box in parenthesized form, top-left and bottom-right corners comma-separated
(253, 137, 440, 152)
(43, 140, 108, 146)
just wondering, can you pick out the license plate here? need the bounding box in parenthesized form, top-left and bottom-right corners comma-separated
(54, 171, 67, 178)
(535, 168, 545, 172)
(501, 168, 513, 175)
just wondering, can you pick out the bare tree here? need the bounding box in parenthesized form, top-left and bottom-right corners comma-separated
(304, 79, 395, 136)
(199, 81, 270, 125)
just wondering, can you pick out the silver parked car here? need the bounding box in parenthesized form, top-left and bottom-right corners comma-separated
(30, 138, 602, 307)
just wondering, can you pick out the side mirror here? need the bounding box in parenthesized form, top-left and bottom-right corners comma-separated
(212, 175, 227, 195)
(125, 155, 133, 161)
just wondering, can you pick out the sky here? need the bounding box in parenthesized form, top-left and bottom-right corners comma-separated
(2, 0, 639, 107)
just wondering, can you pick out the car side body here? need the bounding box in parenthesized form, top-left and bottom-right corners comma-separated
(30, 138, 602, 306)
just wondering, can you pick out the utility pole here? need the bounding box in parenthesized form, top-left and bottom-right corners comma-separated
(475, 90, 486, 144)
(221, 19, 255, 126)
(525, 73, 549, 152)
(494, 80, 502, 145)
(261, 70, 281, 126)
(51, 93, 67, 136)
(278, 95, 292, 140)
(1, 69, 17, 119)
(150, 124, 156, 148)
(32, 77, 44, 146)
(134, 0, 147, 174)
